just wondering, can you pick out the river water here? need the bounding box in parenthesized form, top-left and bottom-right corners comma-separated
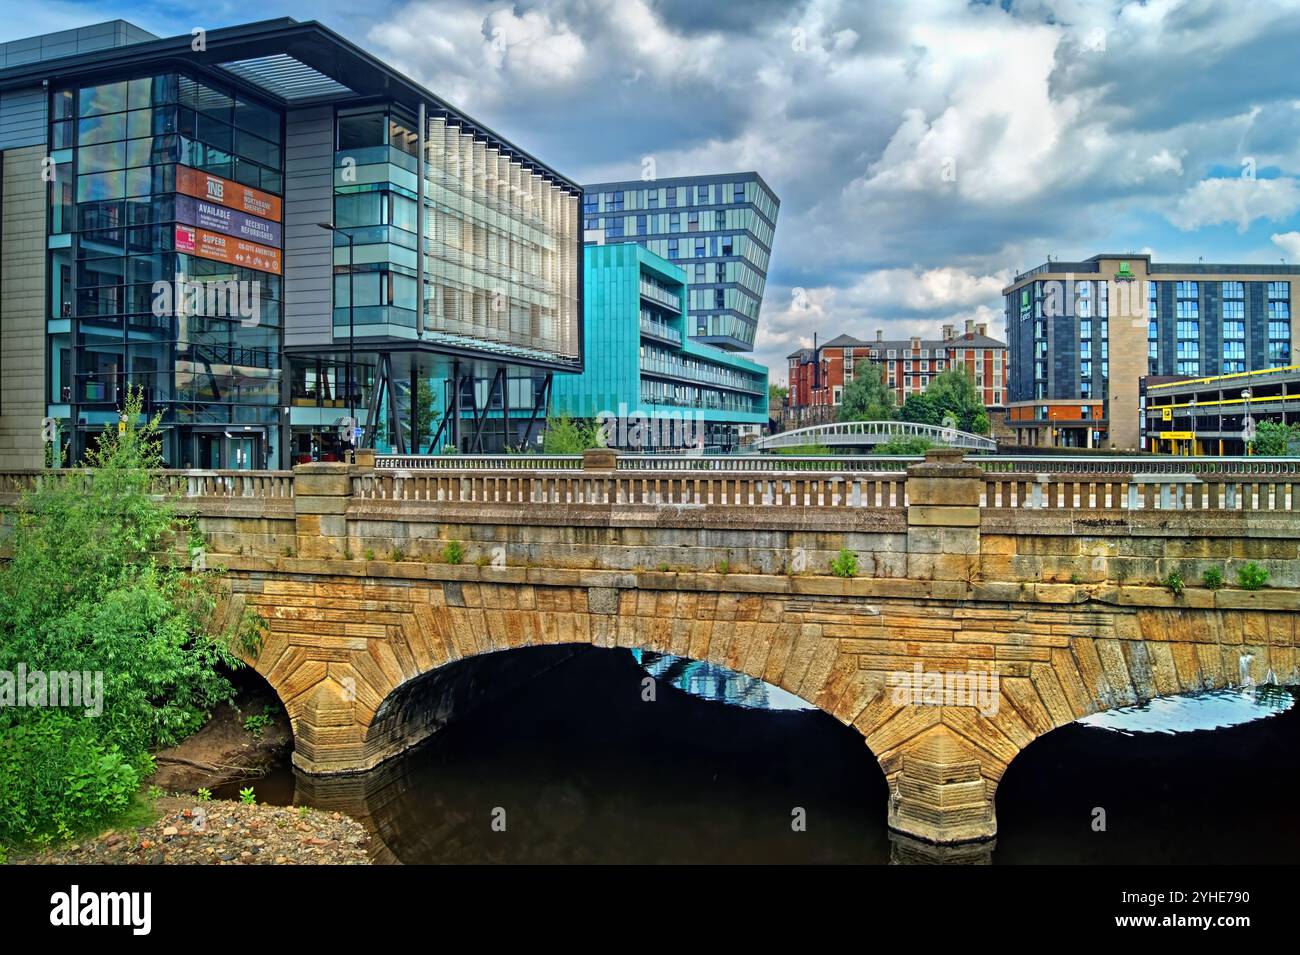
(222, 646, 1300, 864)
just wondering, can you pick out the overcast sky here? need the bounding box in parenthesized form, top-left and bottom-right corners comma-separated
(12, 0, 1300, 382)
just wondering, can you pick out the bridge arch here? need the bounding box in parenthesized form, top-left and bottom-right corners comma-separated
(238, 569, 1300, 846)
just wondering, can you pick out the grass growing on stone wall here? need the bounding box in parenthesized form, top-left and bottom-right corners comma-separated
(831, 549, 859, 578)
(1237, 562, 1269, 590)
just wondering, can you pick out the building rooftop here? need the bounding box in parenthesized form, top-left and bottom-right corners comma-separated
(1010, 253, 1300, 287)
(584, 170, 779, 203)
(0, 17, 577, 192)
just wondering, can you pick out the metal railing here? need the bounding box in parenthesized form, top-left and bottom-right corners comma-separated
(750, 420, 998, 452)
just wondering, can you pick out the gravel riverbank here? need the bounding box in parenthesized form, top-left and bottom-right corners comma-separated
(15, 797, 371, 865)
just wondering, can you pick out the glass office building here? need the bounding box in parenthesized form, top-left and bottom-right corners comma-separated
(581, 173, 778, 352)
(0, 19, 582, 467)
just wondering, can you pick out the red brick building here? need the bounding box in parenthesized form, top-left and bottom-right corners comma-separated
(786, 321, 1008, 425)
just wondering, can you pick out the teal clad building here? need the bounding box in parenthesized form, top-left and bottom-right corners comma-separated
(551, 243, 768, 452)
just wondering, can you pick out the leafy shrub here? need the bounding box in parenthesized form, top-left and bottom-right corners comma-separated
(0, 388, 244, 846)
(1238, 562, 1269, 591)
(831, 548, 859, 578)
(1202, 567, 1225, 590)
(1162, 570, 1184, 596)
(239, 787, 256, 805)
(442, 540, 464, 565)
(0, 713, 141, 846)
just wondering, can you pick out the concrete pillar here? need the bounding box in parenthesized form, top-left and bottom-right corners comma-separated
(904, 448, 982, 582)
(293, 462, 354, 559)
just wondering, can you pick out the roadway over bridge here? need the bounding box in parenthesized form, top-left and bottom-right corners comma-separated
(749, 420, 998, 453)
(4, 448, 1300, 845)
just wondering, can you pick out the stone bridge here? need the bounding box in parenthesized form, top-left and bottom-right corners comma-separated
(6, 449, 1300, 844)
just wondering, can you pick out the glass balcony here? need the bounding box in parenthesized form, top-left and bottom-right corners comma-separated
(639, 277, 682, 313)
(639, 315, 681, 345)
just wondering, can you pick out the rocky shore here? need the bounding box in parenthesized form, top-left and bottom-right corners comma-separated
(16, 797, 371, 865)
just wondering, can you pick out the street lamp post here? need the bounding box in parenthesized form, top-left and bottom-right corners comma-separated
(318, 222, 356, 462)
(1242, 388, 1253, 455)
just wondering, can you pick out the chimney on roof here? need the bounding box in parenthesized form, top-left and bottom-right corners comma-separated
(976, 322, 987, 337)
(910, 336, 920, 350)
(965, 319, 974, 334)
(942, 324, 954, 341)
(876, 329, 883, 342)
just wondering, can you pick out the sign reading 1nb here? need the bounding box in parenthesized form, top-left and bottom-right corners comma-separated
(1243, 415, 1256, 442)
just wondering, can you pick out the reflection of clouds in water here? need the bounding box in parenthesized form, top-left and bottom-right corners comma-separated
(1078, 687, 1293, 736)
(631, 649, 817, 711)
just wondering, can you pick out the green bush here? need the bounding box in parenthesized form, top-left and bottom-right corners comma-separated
(831, 548, 859, 579)
(1162, 570, 1184, 596)
(1237, 562, 1269, 591)
(1202, 567, 1225, 590)
(0, 387, 246, 848)
(0, 713, 142, 845)
(442, 540, 464, 565)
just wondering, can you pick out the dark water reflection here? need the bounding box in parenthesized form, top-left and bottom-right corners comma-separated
(224, 647, 1300, 864)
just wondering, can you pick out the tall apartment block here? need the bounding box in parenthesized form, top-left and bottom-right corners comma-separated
(580, 173, 778, 353)
(0, 18, 581, 468)
(550, 243, 768, 452)
(785, 321, 1008, 426)
(1003, 254, 1300, 450)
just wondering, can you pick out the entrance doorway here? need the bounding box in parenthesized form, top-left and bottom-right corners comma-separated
(193, 431, 263, 470)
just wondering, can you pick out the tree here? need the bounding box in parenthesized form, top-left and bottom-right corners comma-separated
(0, 387, 252, 847)
(1249, 420, 1300, 456)
(923, 368, 989, 435)
(897, 392, 941, 427)
(541, 412, 604, 453)
(838, 364, 896, 422)
(768, 383, 788, 403)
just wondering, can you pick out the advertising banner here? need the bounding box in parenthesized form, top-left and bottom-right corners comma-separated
(175, 194, 281, 248)
(177, 165, 282, 222)
(175, 224, 282, 275)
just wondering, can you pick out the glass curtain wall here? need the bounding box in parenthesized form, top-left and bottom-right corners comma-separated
(54, 71, 284, 466)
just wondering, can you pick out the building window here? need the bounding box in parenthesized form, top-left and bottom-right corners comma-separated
(1269, 318, 1291, 365)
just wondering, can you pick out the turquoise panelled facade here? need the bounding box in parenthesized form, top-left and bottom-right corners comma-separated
(551, 244, 768, 452)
